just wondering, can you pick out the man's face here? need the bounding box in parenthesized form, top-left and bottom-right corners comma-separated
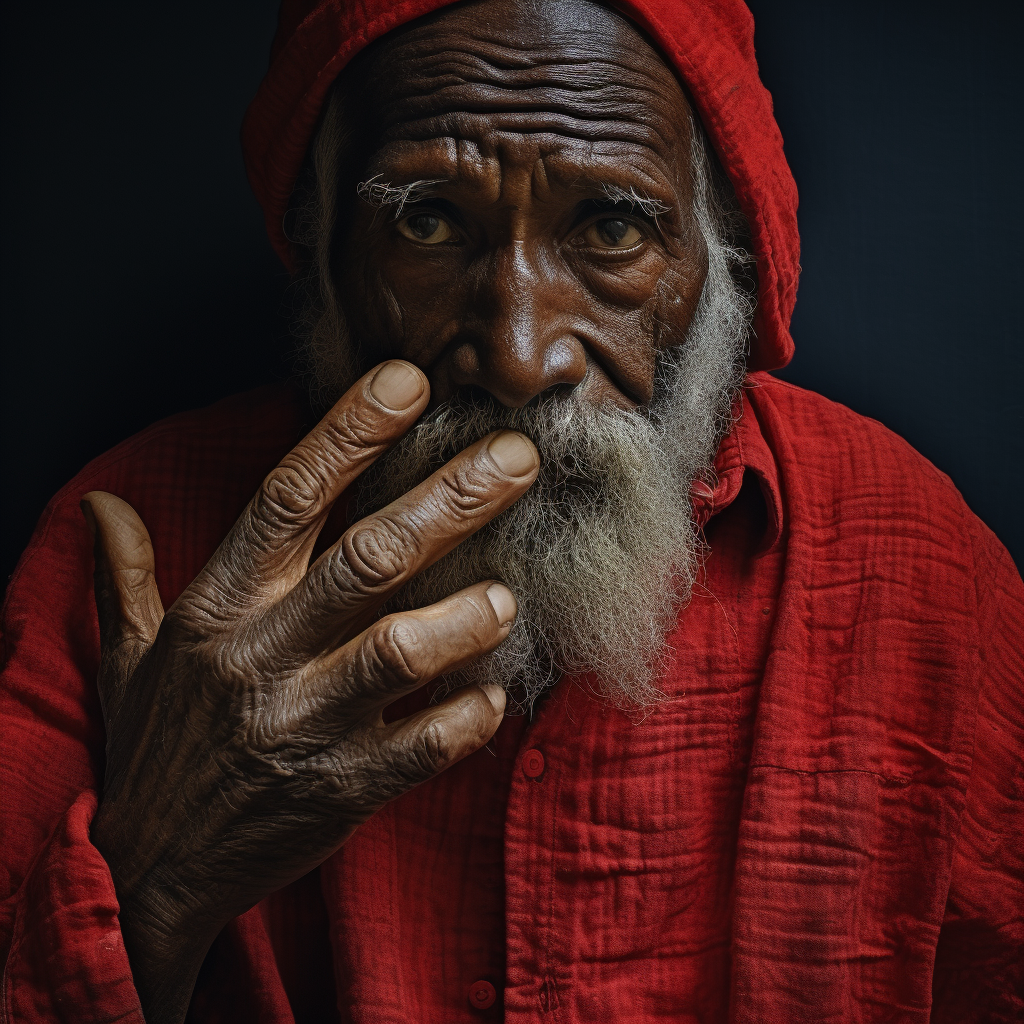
(303, 0, 751, 709)
(334, 0, 708, 411)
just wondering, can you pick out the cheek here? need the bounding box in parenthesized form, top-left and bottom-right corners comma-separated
(646, 248, 709, 353)
(569, 244, 705, 344)
(339, 234, 708, 406)
(339, 243, 468, 363)
(572, 248, 670, 310)
(569, 249, 705, 398)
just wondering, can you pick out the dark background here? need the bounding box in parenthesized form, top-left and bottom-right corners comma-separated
(2, 0, 1022, 584)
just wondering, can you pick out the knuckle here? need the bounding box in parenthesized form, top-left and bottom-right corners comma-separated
(414, 721, 450, 774)
(241, 715, 284, 759)
(243, 705, 312, 762)
(380, 725, 449, 793)
(367, 616, 425, 688)
(341, 517, 417, 589)
(205, 637, 255, 693)
(175, 575, 244, 631)
(435, 463, 495, 520)
(322, 405, 388, 457)
(254, 460, 324, 531)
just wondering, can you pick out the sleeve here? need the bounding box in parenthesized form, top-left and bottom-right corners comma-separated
(2, 792, 144, 1022)
(0, 488, 143, 1022)
(930, 524, 1024, 1023)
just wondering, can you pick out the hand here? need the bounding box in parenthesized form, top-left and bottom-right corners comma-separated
(82, 360, 539, 1022)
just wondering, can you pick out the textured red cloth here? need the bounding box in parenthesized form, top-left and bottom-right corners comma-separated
(240, 0, 799, 371)
(2, 376, 1021, 1021)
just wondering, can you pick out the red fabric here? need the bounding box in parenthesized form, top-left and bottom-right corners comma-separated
(2, 377, 1021, 1021)
(240, 0, 799, 371)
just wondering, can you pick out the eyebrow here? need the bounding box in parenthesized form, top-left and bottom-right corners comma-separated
(356, 172, 675, 221)
(595, 183, 672, 219)
(356, 174, 447, 215)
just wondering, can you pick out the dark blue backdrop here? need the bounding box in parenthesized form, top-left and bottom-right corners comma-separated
(2, 0, 1021, 580)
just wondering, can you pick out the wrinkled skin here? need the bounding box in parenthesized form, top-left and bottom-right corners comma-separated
(87, 365, 538, 1017)
(337, 0, 706, 408)
(86, 1, 709, 1019)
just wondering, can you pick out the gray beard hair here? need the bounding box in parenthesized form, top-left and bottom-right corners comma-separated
(295, 98, 754, 710)
(353, 243, 752, 713)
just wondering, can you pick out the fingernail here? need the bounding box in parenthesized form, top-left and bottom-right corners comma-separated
(487, 431, 538, 477)
(479, 682, 507, 715)
(369, 361, 425, 411)
(486, 582, 517, 628)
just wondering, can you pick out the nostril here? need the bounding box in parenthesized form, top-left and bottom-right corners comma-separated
(545, 379, 585, 402)
(542, 338, 588, 386)
(450, 342, 481, 380)
(446, 308, 588, 407)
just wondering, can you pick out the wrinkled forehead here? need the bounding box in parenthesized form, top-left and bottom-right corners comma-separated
(345, 0, 693, 175)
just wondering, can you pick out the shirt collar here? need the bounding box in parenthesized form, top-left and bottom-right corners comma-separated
(690, 375, 784, 553)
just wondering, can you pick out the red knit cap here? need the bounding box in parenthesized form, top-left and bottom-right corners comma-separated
(241, 0, 799, 370)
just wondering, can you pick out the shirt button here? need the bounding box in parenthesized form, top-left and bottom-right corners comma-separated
(468, 979, 497, 1009)
(522, 748, 545, 778)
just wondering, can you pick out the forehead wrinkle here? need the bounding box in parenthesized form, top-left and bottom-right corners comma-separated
(367, 134, 683, 215)
(354, 0, 690, 135)
(371, 70, 681, 138)
(356, 11, 693, 182)
(361, 28, 687, 130)
(377, 112, 676, 163)
(377, 89, 677, 141)
(385, 45, 674, 94)
(367, 137, 502, 205)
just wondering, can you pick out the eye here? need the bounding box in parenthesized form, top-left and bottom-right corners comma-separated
(581, 217, 643, 250)
(396, 212, 454, 244)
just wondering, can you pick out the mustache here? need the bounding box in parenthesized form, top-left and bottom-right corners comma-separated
(362, 386, 652, 487)
(305, 122, 755, 709)
(355, 354, 711, 713)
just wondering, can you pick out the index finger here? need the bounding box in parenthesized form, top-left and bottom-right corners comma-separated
(209, 361, 429, 602)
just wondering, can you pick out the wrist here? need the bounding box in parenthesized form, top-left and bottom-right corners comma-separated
(91, 802, 221, 1023)
(117, 895, 217, 1024)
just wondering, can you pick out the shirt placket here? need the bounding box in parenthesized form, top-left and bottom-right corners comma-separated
(502, 691, 576, 1022)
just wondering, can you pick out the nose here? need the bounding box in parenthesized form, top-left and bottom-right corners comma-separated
(451, 242, 587, 408)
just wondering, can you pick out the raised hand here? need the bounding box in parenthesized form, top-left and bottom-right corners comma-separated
(82, 361, 539, 1022)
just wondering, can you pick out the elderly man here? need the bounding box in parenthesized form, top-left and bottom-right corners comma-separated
(1, 0, 1021, 1021)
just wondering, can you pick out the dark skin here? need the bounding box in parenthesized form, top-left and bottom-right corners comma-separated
(338, 0, 706, 409)
(84, 1, 709, 1019)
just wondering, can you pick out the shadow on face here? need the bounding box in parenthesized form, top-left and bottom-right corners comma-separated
(333, 0, 709, 411)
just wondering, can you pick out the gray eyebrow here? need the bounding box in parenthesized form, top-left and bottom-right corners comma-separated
(355, 174, 672, 221)
(356, 175, 447, 216)
(597, 183, 671, 219)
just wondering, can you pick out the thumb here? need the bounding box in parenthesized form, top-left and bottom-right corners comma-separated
(81, 492, 164, 706)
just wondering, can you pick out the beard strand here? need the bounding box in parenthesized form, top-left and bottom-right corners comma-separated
(353, 258, 750, 712)
(357, 383, 693, 712)
(298, 114, 754, 710)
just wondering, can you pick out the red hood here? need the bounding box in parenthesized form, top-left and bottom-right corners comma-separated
(241, 0, 799, 371)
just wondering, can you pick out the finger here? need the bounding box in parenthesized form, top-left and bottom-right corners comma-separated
(82, 492, 165, 713)
(210, 361, 429, 602)
(294, 580, 517, 726)
(270, 430, 538, 655)
(368, 681, 507, 803)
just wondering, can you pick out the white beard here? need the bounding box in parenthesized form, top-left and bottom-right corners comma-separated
(298, 110, 754, 710)
(354, 240, 752, 712)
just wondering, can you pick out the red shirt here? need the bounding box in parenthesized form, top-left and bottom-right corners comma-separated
(1, 374, 1021, 1022)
